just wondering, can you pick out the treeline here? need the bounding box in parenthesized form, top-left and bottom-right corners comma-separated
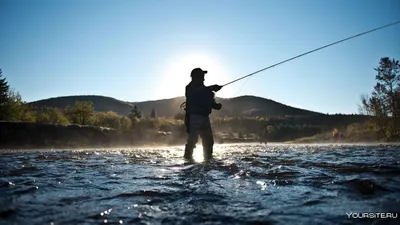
(0, 69, 184, 134)
(209, 114, 371, 142)
(359, 57, 399, 141)
(1, 99, 184, 135)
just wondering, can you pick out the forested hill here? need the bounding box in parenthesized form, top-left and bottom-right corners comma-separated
(30, 95, 135, 116)
(30, 95, 323, 117)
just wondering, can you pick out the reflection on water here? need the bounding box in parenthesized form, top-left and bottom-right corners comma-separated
(0, 143, 400, 225)
(192, 145, 205, 163)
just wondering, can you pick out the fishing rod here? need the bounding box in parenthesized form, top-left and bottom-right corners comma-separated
(180, 20, 400, 111)
(222, 20, 400, 87)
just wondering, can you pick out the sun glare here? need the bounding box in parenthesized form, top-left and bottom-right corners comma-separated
(192, 145, 205, 162)
(158, 53, 232, 98)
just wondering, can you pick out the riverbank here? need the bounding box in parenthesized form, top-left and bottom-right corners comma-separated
(0, 122, 128, 149)
(286, 120, 400, 144)
(0, 122, 185, 149)
(3, 121, 394, 150)
(0, 122, 261, 150)
(287, 130, 384, 144)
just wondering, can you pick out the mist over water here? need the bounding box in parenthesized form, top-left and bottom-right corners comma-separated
(1, 143, 399, 225)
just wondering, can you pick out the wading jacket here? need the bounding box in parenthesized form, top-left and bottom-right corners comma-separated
(185, 82, 218, 117)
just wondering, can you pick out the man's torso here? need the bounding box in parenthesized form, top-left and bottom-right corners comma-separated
(185, 82, 214, 116)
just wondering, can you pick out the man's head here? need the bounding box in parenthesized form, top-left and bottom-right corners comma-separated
(190, 68, 207, 83)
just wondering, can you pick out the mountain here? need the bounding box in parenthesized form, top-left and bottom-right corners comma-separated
(29, 95, 323, 117)
(30, 95, 135, 115)
(212, 95, 321, 117)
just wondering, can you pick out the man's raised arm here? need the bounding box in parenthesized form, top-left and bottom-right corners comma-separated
(207, 85, 223, 92)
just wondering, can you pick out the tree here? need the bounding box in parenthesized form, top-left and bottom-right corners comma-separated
(96, 111, 121, 129)
(0, 70, 35, 122)
(76, 101, 94, 125)
(35, 110, 51, 124)
(6, 89, 35, 122)
(65, 101, 94, 125)
(129, 105, 142, 119)
(119, 116, 132, 130)
(45, 107, 69, 124)
(360, 57, 400, 139)
(150, 108, 156, 118)
(0, 69, 10, 120)
(127, 105, 142, 130)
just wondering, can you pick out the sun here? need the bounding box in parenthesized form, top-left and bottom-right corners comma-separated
(157, 52, 232, 98)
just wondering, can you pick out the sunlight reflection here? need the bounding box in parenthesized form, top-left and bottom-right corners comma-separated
(192, 145, 204, 162)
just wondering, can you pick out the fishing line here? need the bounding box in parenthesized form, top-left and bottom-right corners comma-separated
(233, 76, 252, 96)
(222, 20, 400, 87)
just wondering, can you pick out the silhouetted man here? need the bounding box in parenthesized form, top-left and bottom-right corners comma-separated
(183, 68, 223, 160)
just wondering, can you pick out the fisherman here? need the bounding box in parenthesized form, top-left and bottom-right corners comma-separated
(183, 68, 223, 160)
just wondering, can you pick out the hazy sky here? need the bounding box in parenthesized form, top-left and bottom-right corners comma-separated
(1, 0, 399, 114)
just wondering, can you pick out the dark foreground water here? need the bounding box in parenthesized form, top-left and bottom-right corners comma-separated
(1, 143, 400, 225)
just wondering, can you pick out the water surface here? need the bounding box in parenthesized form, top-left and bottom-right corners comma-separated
(1, 143, 400, 225)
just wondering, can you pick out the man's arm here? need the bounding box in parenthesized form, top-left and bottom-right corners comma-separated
(207, 85, 223, 92)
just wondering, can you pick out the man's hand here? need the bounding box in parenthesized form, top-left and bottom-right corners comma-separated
(209, 85, 223, 92)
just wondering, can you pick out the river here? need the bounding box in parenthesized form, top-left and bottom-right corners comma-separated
(1, 143, 399, 225)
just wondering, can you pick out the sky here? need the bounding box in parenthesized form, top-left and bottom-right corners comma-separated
(0, 0, 399, 114)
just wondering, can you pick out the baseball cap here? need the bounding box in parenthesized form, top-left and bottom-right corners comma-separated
(190, 68, 208, 77)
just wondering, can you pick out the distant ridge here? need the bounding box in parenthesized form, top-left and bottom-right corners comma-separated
(30, 95, 135, 115)
(30, 95, 323, 117)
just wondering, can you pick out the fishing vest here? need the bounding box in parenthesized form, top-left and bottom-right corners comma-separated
(185, 82, 214, 116)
